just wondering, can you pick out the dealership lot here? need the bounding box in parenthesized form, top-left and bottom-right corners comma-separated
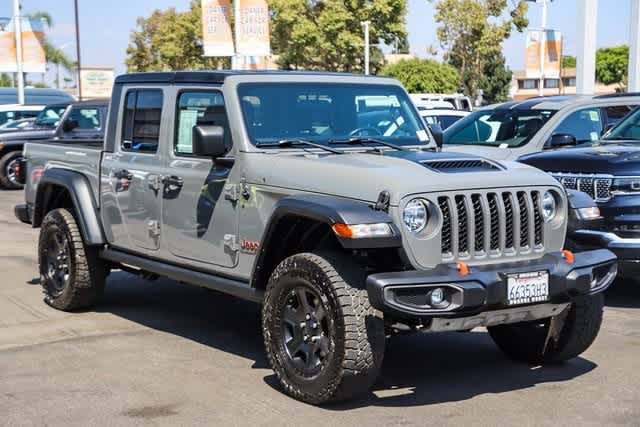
(0, 189, 639, 426)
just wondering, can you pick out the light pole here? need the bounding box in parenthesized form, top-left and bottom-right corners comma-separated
(13, 0, 24, 105)
(73, 0, 82, 100)
(361, 20, 371, 75)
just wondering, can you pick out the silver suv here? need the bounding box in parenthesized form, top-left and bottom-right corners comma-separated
(443, 94, 640, 160)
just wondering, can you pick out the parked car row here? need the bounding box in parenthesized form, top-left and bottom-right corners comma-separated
(12, 71, 623, 405)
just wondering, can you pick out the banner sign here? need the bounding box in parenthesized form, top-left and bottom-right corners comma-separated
(0, 18, 46, 73)
(236, 0, 271, 56)
(525, 30, 562, 79)
(80, 68, 115, 99)
(201, 0, 235, 57)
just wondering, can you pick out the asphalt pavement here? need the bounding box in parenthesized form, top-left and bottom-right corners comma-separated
(1, 189, 639, 426)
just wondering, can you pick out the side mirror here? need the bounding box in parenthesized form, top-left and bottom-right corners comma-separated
(428, 124, 444, 150)
(62, 119, 79, 133)
(192, 125, 226, 158)
(548, 133, 577, 148)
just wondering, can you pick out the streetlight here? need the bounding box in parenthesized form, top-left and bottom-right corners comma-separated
(13, 0, 24, 104)
(361, 20, 371, 75)
(73, 0, 82, 100)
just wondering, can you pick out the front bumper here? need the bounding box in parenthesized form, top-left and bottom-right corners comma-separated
(366, 249, 617, 321)
(572, 229, 640, 261)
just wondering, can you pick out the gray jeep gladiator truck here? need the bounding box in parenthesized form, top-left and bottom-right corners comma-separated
(15, 71, 617, 404)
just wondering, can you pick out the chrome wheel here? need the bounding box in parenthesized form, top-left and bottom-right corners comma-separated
(5, 157, 20, 186)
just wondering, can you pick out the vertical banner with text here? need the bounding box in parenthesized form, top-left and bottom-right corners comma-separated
(0, 18, 46, 73)
(201, 0, 235, 57)
(525, 30, 562, 79)
(236, 0, 271, 56)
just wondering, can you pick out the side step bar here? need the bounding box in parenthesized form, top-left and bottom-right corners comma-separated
(100, 248, 264, 303)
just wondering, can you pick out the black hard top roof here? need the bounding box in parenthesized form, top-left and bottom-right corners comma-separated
(115, 70, 381, 85)
(494, 96, 575, 110)
(45, 100, 109, 108)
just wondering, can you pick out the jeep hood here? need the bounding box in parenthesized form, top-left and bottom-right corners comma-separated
(251, 150, 559, 206)
(519, 143, 640, 176)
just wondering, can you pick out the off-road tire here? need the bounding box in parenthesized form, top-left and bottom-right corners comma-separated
(38, 208, 107, 311)
(0, 151, 23, 189)
(488, 294, 604, 364)
(262, 252, 385, 405)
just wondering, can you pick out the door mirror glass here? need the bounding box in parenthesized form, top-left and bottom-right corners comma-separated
(548, 133, 577, 148)
(428, 124, 444, 149)
(193, 125, 226, 158)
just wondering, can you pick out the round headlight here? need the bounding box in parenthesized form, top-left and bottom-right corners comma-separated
(541, 191, 557, 222)
(403, 199, 428, 233)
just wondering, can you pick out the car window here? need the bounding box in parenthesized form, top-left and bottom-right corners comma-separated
(422, 115, 465, 130)
(551, 108, 603, 144)
(175, 91, 228, 155)
(67, 108, 101, 130)
(0, 111, 15, 126)
(444, 108, 555, 147)
(121, 89, 163, 153)
(604, 105, 635, 127)
(604, 107, 640, 141)
(238, 83, 429, 148)
(34, 106, 68, 128)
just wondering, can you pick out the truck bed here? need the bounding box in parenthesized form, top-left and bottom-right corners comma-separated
(23, 141, 103, 207)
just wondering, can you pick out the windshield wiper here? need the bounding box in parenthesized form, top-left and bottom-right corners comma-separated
(255, 139, 344, 154)
(328, 137, 410, 151)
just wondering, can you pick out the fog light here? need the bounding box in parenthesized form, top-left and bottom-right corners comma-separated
(430, 288, 447, 307)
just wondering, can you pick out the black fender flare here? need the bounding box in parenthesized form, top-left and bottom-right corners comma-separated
(250, 194, 401, 288)
(33, 168, 105, 246)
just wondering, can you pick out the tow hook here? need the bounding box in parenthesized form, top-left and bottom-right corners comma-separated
(542, 304, 571, 355)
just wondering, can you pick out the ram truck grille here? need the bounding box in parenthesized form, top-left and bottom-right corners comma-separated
(438, 190, 545, 262)
(551, 173, 613, 202)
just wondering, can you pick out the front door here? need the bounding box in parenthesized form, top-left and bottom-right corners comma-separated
(101, 88, 165, 252)
(161, 89, 238, 268)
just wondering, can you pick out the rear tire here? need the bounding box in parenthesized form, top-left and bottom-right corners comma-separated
(38, 208, 107, 311)
(262, 252, 385, 404)
(0, 151, 23, 189)
(488, 294, 604, 364)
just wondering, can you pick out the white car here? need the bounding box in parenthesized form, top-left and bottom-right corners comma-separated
(0, 104, 44, 127)
(410, 93, 473, 111)
(420, 108, 469, 130)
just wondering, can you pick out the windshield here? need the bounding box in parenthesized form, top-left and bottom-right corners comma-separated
(604, 107, 640, 141)
(444, 108, 556, 147)
(422, 114, 465, 130)
(34, 105, 68, 128)
(237, 83, 429, 148)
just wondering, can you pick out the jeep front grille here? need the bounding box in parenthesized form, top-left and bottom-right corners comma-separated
(438, 190, 545, 261)
(551, 173, 613, 202)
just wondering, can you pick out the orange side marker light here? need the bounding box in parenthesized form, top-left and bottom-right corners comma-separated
(562, 250, 575, 264)
(332, 223, 353, 238)
(457, 261, 470, 276)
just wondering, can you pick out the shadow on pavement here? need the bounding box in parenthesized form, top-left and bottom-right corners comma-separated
(97, 271, 597, 408)
(606, 278, 640, 309)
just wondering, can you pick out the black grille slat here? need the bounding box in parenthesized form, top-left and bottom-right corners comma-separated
(531, 191, 544, 246)
(502, 193, 515, 249)
(455, 196, 469, 254)
(517, 192, 529, 248)
(472, 194, 485, 252)
(488, 194, 500, 251)
(439, 197, 452, 255)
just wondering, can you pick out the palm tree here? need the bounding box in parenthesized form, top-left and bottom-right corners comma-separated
(27, 11, 76, 88)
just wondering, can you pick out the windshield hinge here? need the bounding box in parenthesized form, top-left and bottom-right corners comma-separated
(147, 220, 160, 238)
(224, 184, 239, 202)
(148, 174, 163, 192)
(374, 190, 391, 213)
(224, 234, 240, 252)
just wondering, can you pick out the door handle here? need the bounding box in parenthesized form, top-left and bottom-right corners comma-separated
(113, 169, 133, 180)
(164, 175, 184, 190)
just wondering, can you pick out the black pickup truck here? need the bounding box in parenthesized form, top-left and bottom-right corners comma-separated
(520, 107, 640, 278)
(0, 100, 108, 189)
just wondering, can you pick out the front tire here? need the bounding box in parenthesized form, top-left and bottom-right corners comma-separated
(0, 151, 23, 189)
(488, 294, 604, 364)
(38, 208, 107, 311)
(262, 252, 385, 404)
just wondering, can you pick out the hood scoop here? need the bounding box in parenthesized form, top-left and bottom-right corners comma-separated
(421, 158, 503, 173)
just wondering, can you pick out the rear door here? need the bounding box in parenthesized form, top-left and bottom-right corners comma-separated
(161, 89, 238, 268)
(101, 88, 166, 252)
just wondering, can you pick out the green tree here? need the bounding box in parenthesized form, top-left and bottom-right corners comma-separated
(126, 0, 227, 72)
(0, 74, 12, 87)
(269, 0, 408, 73)
(379, 58, 460, 93)
(431, 0, 528, 98)
(479, 52, 512, 103)
(596, 45, 628, 91)
(562, 55, 576, 68)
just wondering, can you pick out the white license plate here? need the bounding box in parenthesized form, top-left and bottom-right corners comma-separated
(507, 271, 549, 306)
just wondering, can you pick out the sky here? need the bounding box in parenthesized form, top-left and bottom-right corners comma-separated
(0, 0, 635, 82)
